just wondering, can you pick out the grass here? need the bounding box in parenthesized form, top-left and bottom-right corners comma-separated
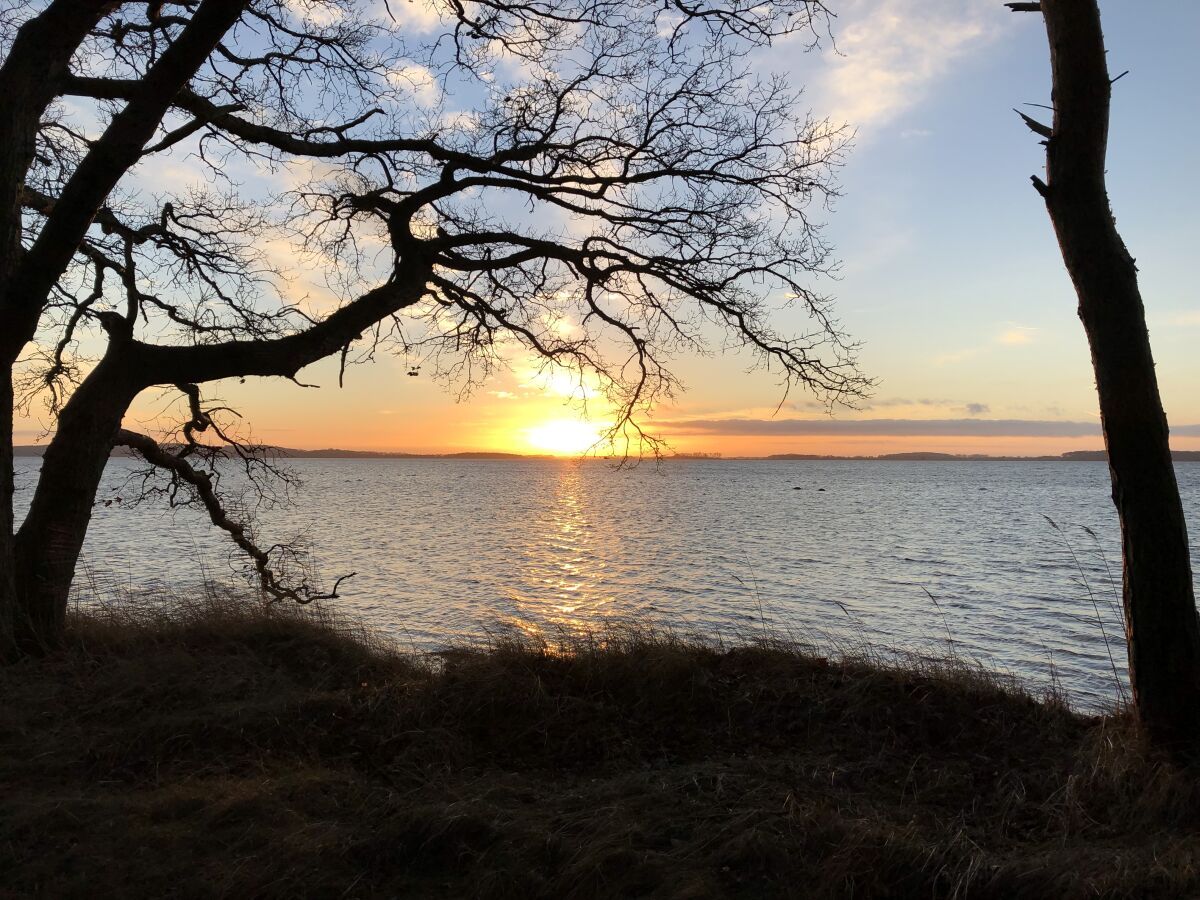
(3, 592, 1200, 898)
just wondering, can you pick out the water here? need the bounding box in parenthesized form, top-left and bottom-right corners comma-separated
(14, 457, 1200, 709)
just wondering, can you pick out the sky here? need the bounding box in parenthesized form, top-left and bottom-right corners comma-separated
(18, 0, 1200, 457)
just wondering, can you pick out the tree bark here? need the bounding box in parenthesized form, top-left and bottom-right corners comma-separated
(12, 358, 140, 651)
(1030, 0, 1200, 749)
(0, 2, 113, 653)
(0, 369, 15, 656)
(0, 1, 116, 359)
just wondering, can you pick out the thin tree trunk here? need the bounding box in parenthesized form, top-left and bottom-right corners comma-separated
(1028, 0, 1200, 749)
(12, 359, 138, 651)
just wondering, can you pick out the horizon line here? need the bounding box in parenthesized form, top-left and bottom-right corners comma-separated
(13, 444, 1200, 462)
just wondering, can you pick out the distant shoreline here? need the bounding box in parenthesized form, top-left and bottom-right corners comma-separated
(13, 445, 1200, 462)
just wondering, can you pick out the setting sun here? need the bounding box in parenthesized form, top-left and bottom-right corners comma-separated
(524, 419, 607, 455)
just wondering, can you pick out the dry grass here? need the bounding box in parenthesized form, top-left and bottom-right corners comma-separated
(3, 591, 1200, 898)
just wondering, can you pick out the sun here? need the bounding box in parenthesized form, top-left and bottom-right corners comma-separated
(524, 418, 606, 455)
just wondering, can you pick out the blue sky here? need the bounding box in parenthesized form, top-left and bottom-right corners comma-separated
(639, 0, 1200, 455)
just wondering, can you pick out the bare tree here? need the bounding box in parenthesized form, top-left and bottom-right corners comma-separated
(0, 0, 867, 654)
(1009, 0, 1200, 750)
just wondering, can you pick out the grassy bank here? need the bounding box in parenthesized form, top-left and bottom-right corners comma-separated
(3, 596, 1199, 899)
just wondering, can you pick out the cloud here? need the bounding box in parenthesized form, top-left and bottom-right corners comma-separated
(997, 326, 1038, 345)
(286, 0, 345, 27)
(658, 418, 1200, 438)
(657, 418, 1114, 437)
(936, 324, 1038, 365)
(387, 63, 441, 106)
(864, 397, 955, 409)
(964, 403, 990, 416)
(818, 0, 1003, 129)
(1169, 311, 1200, 327)
(372, 0, 443, 33)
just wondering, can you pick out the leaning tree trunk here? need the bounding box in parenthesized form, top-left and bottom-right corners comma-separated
(1017, 0, 1200, 749)
(12, 357, 139, 651)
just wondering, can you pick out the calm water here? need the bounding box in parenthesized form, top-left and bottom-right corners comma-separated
(15, 458, 1200, 708)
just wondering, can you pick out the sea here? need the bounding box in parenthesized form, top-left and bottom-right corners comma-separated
(14, 457, 1200, 710)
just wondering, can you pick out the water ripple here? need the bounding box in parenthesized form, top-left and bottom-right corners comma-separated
(14, 457, 1200, 710)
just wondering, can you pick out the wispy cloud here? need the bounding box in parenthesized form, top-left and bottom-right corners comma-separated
(387, 63, 441, 106)
(660, 418, 1200, 438)
(658, 418, 1117, 437)
(854, 397, 993, 417)
(859, 396, 953, 409)
(935, 324, 1039, 365)
(819, 0, 1004, 130)
(286, 0, 344, 27)
(997, 325, 1038, 345)
(372, 0, 443, 32)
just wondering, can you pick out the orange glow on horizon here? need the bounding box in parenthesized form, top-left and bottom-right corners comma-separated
(50, 362, 1199, 459)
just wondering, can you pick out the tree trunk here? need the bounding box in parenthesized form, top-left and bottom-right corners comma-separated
(0, 368, 16, 656)
(1033, 0, 1200, 749)
(0, 0, 248, 652)
(0, 2, 116, 656)
(12, 359, 138, 651)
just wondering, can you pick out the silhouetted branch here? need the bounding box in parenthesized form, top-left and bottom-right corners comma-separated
(1015, 109, 1053, 139)
(113, 427, 354, 604)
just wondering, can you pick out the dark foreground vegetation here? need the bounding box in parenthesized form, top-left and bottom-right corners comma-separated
(4, 596, 1200, 899)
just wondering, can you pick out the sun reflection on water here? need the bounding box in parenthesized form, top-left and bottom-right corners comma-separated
(509, 463, 615, 635)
